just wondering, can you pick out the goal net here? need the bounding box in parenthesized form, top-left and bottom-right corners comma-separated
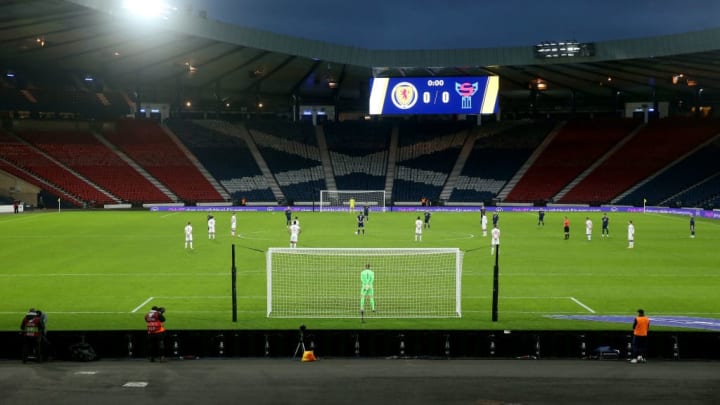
(319, 190, 386, 212)
(267, 248, 462, 318)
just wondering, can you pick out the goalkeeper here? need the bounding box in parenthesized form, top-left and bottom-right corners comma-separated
(360, 263, 376, 322)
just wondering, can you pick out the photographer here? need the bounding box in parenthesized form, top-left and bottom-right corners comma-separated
(145, 306, 166, 362)
(20, 309, 45, 363)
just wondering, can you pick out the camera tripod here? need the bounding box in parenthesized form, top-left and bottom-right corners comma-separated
(292, 330, 306, 360)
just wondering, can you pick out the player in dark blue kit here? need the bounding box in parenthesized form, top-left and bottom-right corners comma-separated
(424, 210, 431, 229)
(537, 210, 545, 226)
(356, 213, 366, 235)
(363, 205, 370, 222)
(601, 213, 610, 237)
(492, 212, 499, 227)
(285, 206, 292, 226)
(690, 215, 695, 238)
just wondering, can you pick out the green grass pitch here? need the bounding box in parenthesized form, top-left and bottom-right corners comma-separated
(1, 209, 718, 332)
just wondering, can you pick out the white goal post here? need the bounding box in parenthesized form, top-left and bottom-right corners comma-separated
(266, 248, 462, 318)
(319, 190, 386, 212)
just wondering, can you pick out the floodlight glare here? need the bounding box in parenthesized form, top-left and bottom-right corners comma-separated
(122, 0, 176, 19)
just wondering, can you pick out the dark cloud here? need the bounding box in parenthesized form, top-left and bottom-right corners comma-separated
(186, 0, 720, 49)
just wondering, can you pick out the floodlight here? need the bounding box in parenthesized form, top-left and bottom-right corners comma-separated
(122, 0, 176, 19)
(184, 62, 197, 73)
(534, 40, 594, 59)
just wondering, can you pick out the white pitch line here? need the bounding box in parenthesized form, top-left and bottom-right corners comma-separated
(0, 310, 264, 315)
(0, 311, 131, 315)
(463, 296, 572, 300)
(154, 295, 264, 299)
(570, 297, 595, 313)
(131, 297, 154, 313)
(0, 273, 232, 277)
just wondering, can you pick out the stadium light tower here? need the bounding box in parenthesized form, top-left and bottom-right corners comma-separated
(122, 0, 176, 19)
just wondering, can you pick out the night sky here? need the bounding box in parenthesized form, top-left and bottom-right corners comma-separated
(182, 0, 720, 49)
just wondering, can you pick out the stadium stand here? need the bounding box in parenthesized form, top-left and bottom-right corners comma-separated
(105, 120, 224, 203)
(0, 88, 34, 111)
(16, 130, 171, 204)
(0, 158, 81, 207)
(450, 121, 554, 202)
(323, 121, 391, 191)
(673, 174, 720, 208)
(393, 121, 471, 202)
(560, 118, 720, 204)
(505, 118, 641, 203)
(246, 121, 326, 202)
(616, 137, 720, 207)
(0, 69, 132, 120)
(166, 120, 275, 202)
(0, 129, 115, 205)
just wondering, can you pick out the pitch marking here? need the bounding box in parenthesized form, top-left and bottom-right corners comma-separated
(131, 297, 154, 313)
(570, 297, 595, 313)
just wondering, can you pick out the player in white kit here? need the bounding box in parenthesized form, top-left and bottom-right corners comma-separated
(288, 221, 301, 248)
(491, 225, 500, 255)
(184, 221, 193, 249)
(627, 220, 635, 249)
(585, 217, 593, 241)
(414, 217, 423, 241)
(208, 215, 216, 239)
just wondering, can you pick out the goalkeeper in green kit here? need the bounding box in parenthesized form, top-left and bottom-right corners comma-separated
(360, 263, 375, 322)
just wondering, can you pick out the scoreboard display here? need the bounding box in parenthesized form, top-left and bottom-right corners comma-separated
(369, 76, 499, 115)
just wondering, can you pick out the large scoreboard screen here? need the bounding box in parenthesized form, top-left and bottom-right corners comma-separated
(369, 76, 499, 115)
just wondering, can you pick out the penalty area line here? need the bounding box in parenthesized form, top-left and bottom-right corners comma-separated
(159, 212, 180, 218)
(570, 297, 595, 313)
(131, 297, 154, 313)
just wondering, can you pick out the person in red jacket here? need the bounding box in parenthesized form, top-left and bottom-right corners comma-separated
(145, 306, 166, 362)
(631, 309, 649, 363)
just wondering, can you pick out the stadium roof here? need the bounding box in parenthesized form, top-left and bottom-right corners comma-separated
(2, 0, 720, 113)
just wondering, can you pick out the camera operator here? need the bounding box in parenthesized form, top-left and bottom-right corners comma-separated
(20, 308, 45, 363)
(145, 306, 166, 362)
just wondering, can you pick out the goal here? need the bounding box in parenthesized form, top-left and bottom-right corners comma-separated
(319, 190, 386, 212)
(266, 248, 462, 318)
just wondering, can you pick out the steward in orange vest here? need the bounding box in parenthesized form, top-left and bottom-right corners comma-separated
(631, 309, 649, 363)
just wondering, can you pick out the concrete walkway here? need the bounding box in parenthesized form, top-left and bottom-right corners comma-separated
(1, 358, 719, 404)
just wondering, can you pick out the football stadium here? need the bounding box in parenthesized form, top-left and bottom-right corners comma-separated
(2, 0, 720, 402)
